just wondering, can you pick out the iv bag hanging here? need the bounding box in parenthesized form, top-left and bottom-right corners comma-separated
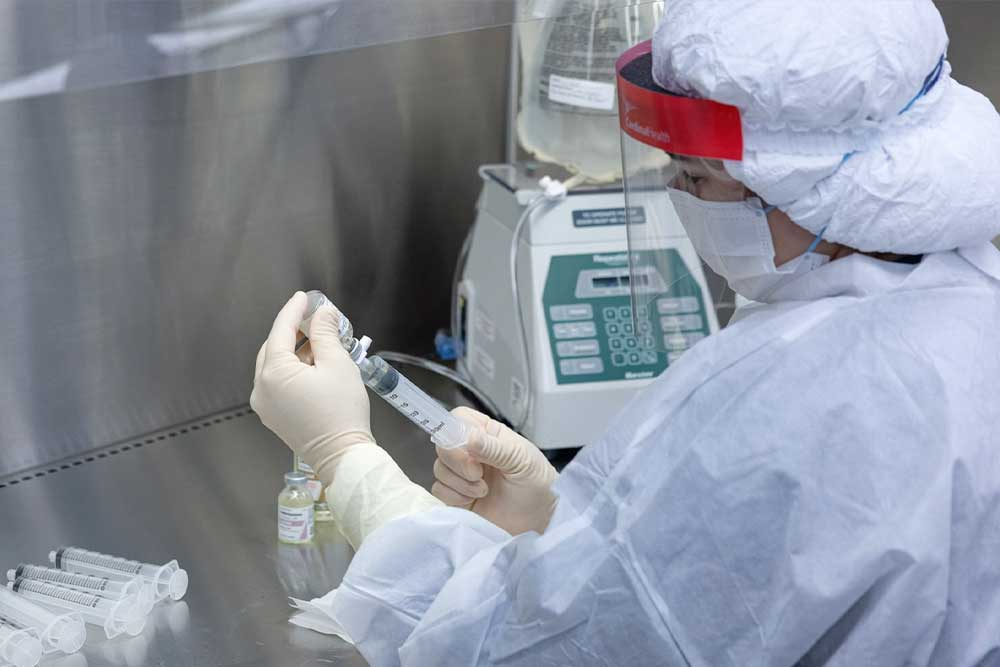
(515, 1, 664, 182)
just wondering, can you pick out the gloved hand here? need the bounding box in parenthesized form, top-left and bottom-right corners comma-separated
(252, 293, 443, 549)
(432, 407, 558, 535)
(251, 291, 375, 485)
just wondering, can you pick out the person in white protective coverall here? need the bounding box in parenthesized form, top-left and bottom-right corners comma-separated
(251, 1, 1000, 665)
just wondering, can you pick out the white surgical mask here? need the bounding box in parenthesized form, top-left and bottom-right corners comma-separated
(667, 187, 830, 302)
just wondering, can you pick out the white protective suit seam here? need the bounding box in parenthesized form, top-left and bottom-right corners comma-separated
(506, 455, 696, 660)
(584, 389, 766, 662)
(614, 541, 696, 666)
(463, 523, 594, 663)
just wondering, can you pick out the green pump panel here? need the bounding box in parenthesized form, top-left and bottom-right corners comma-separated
(541, 250, 712, 385)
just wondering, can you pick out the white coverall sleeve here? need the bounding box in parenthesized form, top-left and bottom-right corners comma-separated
(327, 508, 512, 665)
(323, 300, 956, 666)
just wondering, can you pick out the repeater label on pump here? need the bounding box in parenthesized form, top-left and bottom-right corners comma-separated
(572, 207, 646, 228)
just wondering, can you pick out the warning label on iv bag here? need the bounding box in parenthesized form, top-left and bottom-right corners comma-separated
(548, 75, 616, 110)
(539, 3, 625, 115)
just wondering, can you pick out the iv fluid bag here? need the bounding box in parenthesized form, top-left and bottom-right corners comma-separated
(517, 1, 663, 182)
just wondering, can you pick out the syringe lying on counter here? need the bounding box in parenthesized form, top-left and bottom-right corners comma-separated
(49, 547, 188, 603)
(298, 291, 468, 449)
(5, 579, 145, 640)
(0, 586, 86, 655)
(8, 564, 155, 616)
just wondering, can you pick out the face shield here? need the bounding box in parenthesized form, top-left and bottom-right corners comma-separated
(615, 40, 748, 324)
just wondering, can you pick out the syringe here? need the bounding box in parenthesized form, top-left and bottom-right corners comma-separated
(49, 547, 188, 602)
(0, 621, 42, 667)
(299, 291, 469, 449)
(8, 565, 155, 617)
(6, 580, 144, 640)
(0, 587, 86, 655)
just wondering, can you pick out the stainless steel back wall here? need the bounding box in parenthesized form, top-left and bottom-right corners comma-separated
(0, 28, 509, 476)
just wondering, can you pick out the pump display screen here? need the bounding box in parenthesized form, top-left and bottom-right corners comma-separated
(592, 276, 621, 288)
(591, 273, 650, 290)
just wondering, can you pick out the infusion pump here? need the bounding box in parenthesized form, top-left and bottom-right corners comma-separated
(457, 165, 719, 450)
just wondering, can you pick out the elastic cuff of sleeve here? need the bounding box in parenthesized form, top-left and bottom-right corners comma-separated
(324, 445, 443, 549)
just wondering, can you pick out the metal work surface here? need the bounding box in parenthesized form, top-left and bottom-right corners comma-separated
(0, 369, 463, 666)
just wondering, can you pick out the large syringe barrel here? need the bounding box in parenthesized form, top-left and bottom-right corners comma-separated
(300, 291, 468, 448)
(360, 355, 468, 448)
(8, 564, 154, 616)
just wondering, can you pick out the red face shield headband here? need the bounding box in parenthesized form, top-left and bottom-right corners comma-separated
(616, 40, 744, 161)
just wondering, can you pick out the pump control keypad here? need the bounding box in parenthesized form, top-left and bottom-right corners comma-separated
(604, 307, 657, 367)
(542, 250, 713, 385)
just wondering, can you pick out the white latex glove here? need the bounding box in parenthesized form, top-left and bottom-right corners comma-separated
(432, 407, 558, 535)
(251, 292, 442, 548)
(251, 291, 375, 481)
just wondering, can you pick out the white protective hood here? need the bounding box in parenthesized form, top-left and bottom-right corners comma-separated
(652, 0, 1000, 254)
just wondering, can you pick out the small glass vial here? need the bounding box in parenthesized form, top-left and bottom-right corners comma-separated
(278, 472, 315, 544)
(294, 455, 334, 522)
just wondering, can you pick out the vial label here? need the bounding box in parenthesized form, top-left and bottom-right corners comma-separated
(278, 504, 314, 544)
